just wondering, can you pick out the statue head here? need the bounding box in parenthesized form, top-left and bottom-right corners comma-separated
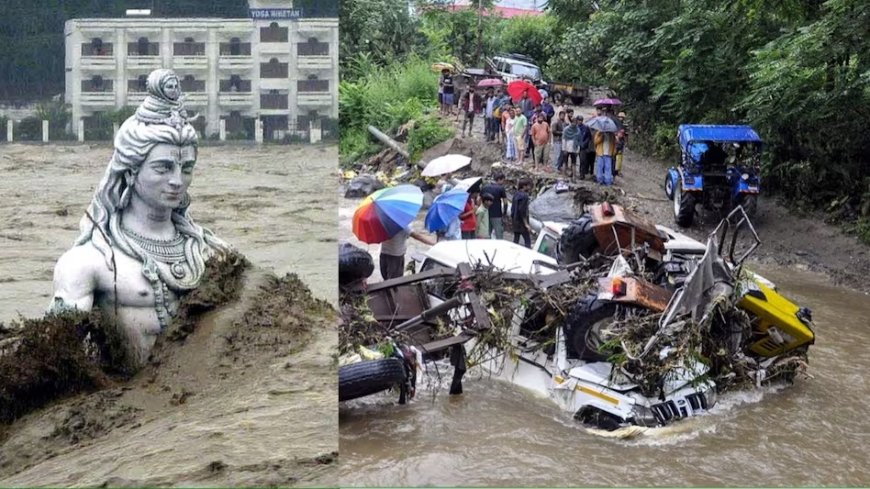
(76, 68, 227, 287)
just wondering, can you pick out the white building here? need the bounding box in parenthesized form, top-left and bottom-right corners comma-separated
(64, 5, 338, 140)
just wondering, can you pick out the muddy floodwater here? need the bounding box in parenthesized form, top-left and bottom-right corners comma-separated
(0, 143, 338, 486)
(338, 193, 870, 487)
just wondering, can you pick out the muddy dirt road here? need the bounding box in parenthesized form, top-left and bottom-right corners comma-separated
(0, 143, 338, 486)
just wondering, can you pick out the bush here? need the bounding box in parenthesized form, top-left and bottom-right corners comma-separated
(407, 116, 453, 162)
(16, 117, 43, 141)
(35, 99, 73, 140)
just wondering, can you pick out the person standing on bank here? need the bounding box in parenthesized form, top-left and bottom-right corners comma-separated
(439, 69, 455, 116)
(459, 193, 478, 239)
(475, 193, 494, 239)
(379, 226, 435, 280)
(482, 172, 508, 239)
(511, 178, 533, 248)
(460, 86, 483, 138)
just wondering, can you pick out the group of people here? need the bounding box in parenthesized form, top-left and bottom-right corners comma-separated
(377, 172, 538, 281)
(437, 69, 629, 186)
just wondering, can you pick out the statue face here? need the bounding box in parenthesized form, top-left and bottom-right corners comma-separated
(163, 76, 181, 100)
(132, 143, 196, 211)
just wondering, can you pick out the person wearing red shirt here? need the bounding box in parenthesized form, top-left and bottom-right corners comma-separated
(460, 194, 478, 239)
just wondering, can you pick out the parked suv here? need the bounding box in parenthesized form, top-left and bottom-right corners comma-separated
(487, 53, 545, 85)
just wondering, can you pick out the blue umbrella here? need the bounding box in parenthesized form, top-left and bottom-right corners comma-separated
(425, 188, 469, 232)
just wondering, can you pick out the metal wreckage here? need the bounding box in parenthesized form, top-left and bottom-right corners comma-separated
(338, 203, 815, 430)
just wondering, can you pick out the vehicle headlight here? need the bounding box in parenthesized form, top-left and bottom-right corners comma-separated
(741, 173, 750, 181)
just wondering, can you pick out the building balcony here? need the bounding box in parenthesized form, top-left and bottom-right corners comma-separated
(183, 92, 208, 106)
(260, 79, 291, 92)
(296, 21, 336, 36)
(296, 93, 333, 108)
(218, 56, 254, 71)
(260, 93, 288, 110)
(297, 56, 332, 70)
(80, 92, 115, 106)
(259, 42, 290, 55)
(173, 56, 209, 70)
(127, 56, 162, 70)
(127, 91, 147, 106)
(80, 57, 117, 71)
(218, 93, 254, 107)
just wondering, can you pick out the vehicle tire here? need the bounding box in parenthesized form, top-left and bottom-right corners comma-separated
(664, 174, 675, 200)
(576, 406, 626, 431)
(338, 242, 374, 287)
(571, 95, 584, 106)
(339, 358, 407, 402)
(674, 188, 696, 228)
(736, 194, 758, 219)
(557, 214, 599, 265)
(564, 295, 618, 362)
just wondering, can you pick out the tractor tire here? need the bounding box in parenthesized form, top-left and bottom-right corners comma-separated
(664, 174, 675, 200)
(557, 214, 599, 265)
(338, 242, 374, 287)
(564, 295, 618, 362)
(674, 189, 696, 228)
(339, 358, 407, 402)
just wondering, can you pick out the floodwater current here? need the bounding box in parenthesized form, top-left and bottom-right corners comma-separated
(338, 195, 870, 487)
(0, 143, 338, 486)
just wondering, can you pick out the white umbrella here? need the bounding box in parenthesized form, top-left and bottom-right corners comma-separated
(421, 154, 472, 177)
(453, 176, 483, 194)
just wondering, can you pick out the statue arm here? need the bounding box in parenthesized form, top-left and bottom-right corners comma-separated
(49, 246, 98, 313)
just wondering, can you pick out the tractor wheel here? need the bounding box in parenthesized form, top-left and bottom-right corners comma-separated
(674, 187, 696, 228)
(664, 174, 675, 200)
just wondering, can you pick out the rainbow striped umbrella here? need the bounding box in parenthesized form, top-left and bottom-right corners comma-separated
(352, 185, 423, 244)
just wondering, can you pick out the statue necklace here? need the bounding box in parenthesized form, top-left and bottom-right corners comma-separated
(122, 226, 188, 280)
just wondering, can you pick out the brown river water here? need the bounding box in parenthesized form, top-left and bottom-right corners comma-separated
(338, 193, 870, 487)
(0, 143, 338, 486)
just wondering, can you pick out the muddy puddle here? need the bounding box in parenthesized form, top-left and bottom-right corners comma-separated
(337, 190, 870, 486)
(0, 143, 338, 486)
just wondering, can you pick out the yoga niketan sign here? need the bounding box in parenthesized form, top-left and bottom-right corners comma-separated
(249, 8, 303, 20)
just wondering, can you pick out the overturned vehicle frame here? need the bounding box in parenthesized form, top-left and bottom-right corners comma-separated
(339, 205, 815, 430)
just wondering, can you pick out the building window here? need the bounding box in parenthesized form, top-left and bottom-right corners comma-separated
(137, 75, 147, 91)
(260, 58, 289, 78)
(137, 37, 149, 56)
(92, 38, 103, 56)
(174, 37, 205, 56)
(230, 37, 241, 56)
(230, 75, 241, 91)
(92, 75, 104, 90)
(298, 37, 329, 56)
(260, 22, 288, 43)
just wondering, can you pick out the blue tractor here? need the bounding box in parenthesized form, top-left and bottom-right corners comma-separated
(665, 125, 762, 227)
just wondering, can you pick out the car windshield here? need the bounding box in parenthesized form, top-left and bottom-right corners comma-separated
(510, 63, 541, 79)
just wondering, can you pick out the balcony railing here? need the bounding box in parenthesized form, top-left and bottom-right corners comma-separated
(127, 56, 162, 70)
(260, 93, 288, 109)
(219, 42, 252, 56)
(173, 57, 209, 70)
(218, 93, 254, 106)
(80, 92, 115, 105)
(184, 93, 208, 106)
(218, 57, 254, 71)
(80, 57, 117, 70)
(297, 79, 329, 92)
(296, 93, 332, 108)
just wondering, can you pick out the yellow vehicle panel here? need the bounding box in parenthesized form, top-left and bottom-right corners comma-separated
(738, 279, 815, 357)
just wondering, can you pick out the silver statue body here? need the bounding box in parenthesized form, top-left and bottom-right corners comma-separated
(51, 69, 229, 367)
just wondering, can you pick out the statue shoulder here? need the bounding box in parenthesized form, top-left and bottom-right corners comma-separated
(54, 242, 105, 283)
(51, 242, 105, 313)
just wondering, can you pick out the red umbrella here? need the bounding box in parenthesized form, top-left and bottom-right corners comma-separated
(507, 80, 542, 106)
(477, 78, 504, 88)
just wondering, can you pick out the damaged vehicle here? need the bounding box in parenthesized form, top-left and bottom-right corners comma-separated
(339, 205, 815, 430)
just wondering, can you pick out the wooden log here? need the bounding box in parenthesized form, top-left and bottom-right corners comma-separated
(367, 125, 409, 159)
